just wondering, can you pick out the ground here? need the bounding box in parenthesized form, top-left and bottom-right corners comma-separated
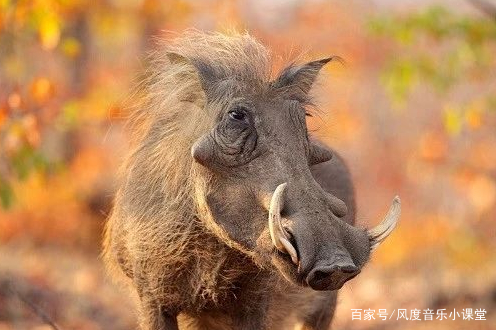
(0, 242, 494, 330)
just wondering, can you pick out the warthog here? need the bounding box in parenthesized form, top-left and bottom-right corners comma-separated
(103, 31, 400, 330)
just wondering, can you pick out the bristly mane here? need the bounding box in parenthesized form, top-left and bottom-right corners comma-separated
(165, 30, 271, 88)
(103, 31, 274, 311)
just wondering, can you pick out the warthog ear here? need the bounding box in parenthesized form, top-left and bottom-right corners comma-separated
(166, 52, 209, 106)
(272, 56, 342, 97)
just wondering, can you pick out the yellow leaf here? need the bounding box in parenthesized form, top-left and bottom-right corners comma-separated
(443, 104, 463, 136)
(0, 0, 10, 10)
(38, 14, 60, 50)
(61, 37, 81, 58)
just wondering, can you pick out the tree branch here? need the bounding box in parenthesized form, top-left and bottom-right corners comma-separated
(6, 282, 62, 330)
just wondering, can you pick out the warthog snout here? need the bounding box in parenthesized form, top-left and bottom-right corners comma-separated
(306, 261, 360, 291)
(267, 182, 400, 291)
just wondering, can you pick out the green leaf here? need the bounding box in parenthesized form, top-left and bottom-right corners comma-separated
(0, 179, 14, 209)
(11, 146, 50, 180)
(381, 60, 418, 107)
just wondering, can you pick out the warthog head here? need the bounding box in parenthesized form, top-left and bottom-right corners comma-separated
(157, 32, 400, 291)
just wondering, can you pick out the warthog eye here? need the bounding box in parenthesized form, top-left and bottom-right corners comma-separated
(228, 109, 247, 121)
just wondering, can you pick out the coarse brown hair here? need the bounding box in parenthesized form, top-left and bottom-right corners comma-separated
(103, 30, 276, 316)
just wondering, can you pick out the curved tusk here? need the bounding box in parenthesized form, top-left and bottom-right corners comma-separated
(268, 183, 298, 264)
(279, 236, 299, 265)
(368, 196, 401, 251)
(268, 183, 288, 249)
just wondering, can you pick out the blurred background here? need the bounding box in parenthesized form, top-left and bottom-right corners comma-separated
(0, 0, 495, 329)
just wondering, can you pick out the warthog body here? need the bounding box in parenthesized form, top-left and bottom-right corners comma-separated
(103, 31, 400, 330)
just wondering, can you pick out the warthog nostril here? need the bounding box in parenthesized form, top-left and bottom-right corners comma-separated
(306, 264, 360, 291)
(311, 270, 330, 284)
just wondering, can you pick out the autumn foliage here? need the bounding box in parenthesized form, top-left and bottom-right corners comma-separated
(0, 1, 495, 329)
